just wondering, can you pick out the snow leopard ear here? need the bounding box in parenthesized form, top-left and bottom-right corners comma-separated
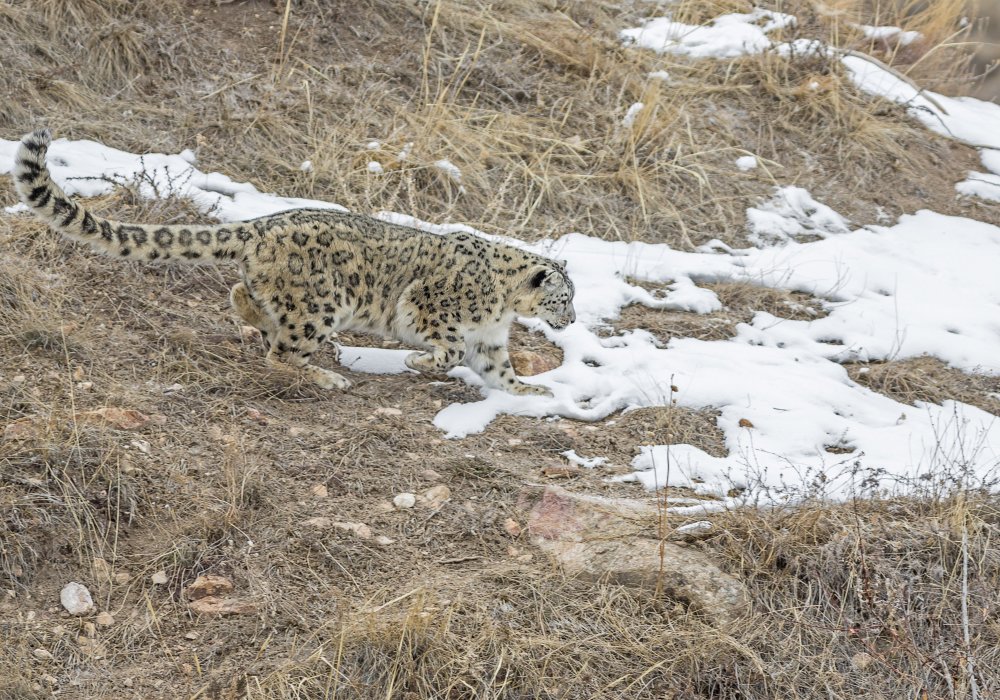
(528, 266, 561, 291)
(530, 269, 548, 288)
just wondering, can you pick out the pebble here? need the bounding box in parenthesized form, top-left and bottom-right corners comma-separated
(59, 582, 94, 616)
(95, 611, 114, 626)
(302, 517, 332, 529)
(421, 484, 451, 510)
(32, 648, 53, 661)
(151, 571, 168, 585)
(185, 575, 234, 601)
(310, 483, 329, 498)
(393, 493, 416, 509)
(332, 521, 373, 539)
(503, 518, 522, 538)
(374, 407, 402, 417)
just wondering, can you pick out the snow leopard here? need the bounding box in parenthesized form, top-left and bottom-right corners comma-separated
(12, 129, 575, 395)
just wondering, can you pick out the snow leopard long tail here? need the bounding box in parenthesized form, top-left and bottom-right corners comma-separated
(14, 129, 253, 263)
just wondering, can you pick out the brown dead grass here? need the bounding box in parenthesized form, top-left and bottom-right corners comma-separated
(2, 1, 1000, 698)
(849, 356, 1000, 416)
(614, 281, 827, 343)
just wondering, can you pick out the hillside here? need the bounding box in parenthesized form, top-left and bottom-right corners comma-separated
(1, 1, 999, 698)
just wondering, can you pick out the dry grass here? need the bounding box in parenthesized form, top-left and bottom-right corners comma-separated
(2, 0, 1000, 698)
(849, 356, 1000, 416)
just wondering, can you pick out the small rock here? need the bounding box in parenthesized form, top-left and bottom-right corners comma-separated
(288, 426, 306, 438)
(78, 407, 150, 430)
(419, 468, 443, 481)
(515, 554, 534, 563)
(374, 535, 396, 546)
(32, 648, 53, 661)
(669, 520, 715, 542)
(3, 417, 41, 442)
(187, 596, 257, 616)
(302, 517, 333, 529)
(185, 575, 234, 601)
(421, 484, 451, 510)
(310, 483, 329, 498)
(331, 521, 373, 540)
(245, 408, 268, 425)
(11, 374, 25, 384)
(41, 674, 58, 687)
(374, 407, 402, 417)
(114, 572, 131, 584)
(393, 492, 416, 509)
(502, 518, 522, 538)
(184, 631, 199, 640)
(95, 611, 114, 626)
(76, 381, 94, 391)
(150, 571, 168, 585)
(510, 349, 561, 376)
(59, 582, 94, 616)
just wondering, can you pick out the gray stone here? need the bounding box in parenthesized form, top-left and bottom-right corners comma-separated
(520, 486, 748, 625)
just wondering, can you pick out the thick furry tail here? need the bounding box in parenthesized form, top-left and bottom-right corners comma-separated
(13, 129, 253, 263)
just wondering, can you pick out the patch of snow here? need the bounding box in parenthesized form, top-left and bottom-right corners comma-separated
(858, 24, 922, 46)
(842, 55, 1000, 149)
(0, 136, 346, 222)
(178, 148, 197, 165)
(433, 159, 462, 182)
(397, 142, 414, 160)
(622, 102, 645, 128)
(339, 346, 413, 375)
(433, 159, 466, 193)
(735, 155, 758, 171)
(745, 186, 850, 244)
(299, 160, 313, 173)
(366, 140, 381, 150)
(621, 9, 796, 59)
(956, 172, 1000, 202)
(957, 149, 1000, 201)
(648, 70, 671, 81)
(561, 449, 608, 469)
(366, 161, 384, 174)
